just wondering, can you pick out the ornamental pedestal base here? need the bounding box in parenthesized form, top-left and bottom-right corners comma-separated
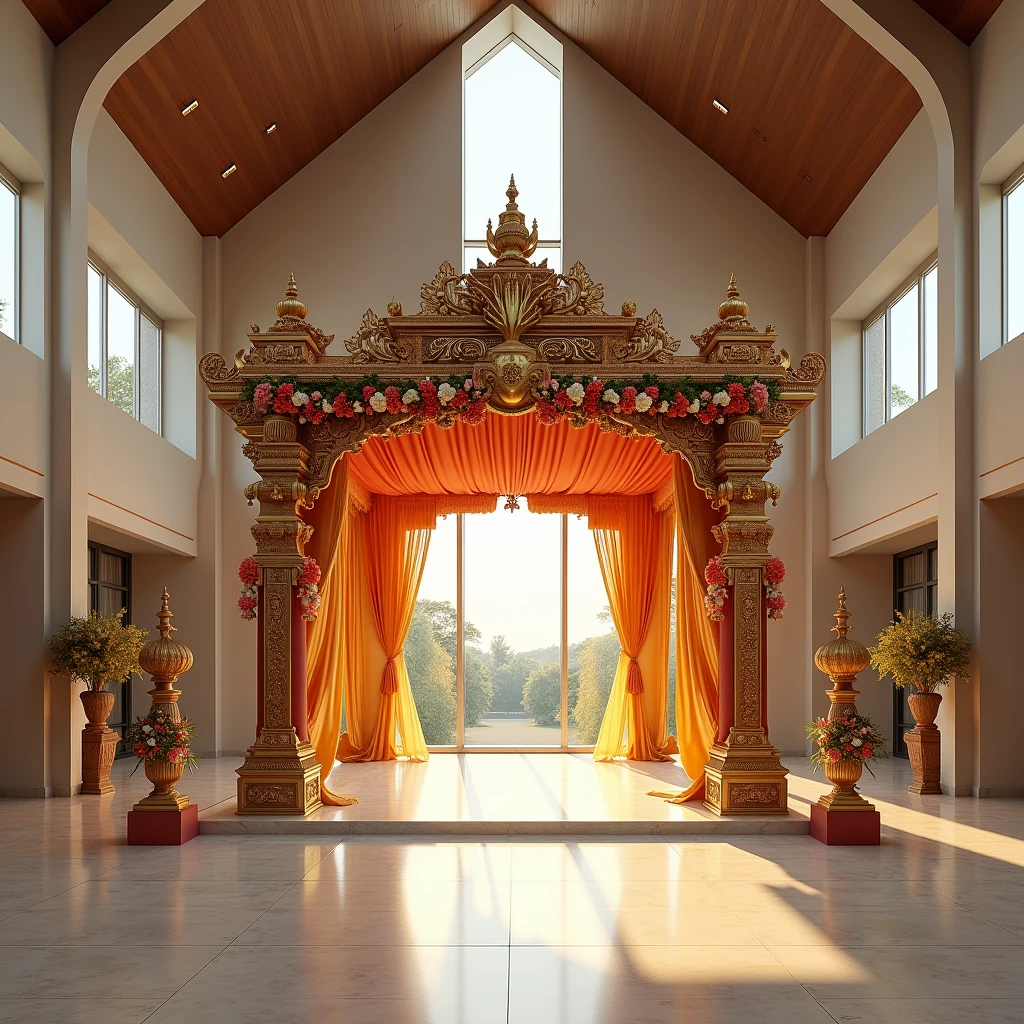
(810, 804, 881, 845)
(80, 725, 118, 795)
(905, 725, 942, 795)
(703, 742, 790, 815)
(127, 804, 199, 845)
(236, 732, 323, 815)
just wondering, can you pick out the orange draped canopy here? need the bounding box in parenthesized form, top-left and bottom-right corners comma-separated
(345, 415, 673, 498)
(305, 412, 718, 801)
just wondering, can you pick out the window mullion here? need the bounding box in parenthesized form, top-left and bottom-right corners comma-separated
(456, 513, 465, 750)
(134, 307, 141, 421)
(885, 307, 892, 423)
(918, 270, 925, 400)
(560, 513, 568, 750)
(101, 272, 108, 399)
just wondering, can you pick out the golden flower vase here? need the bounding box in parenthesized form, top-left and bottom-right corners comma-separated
(818, 756, 874, 812)
(905, 690, 942, 795)
(80, 689, 118, 796)
(135, 757, 190, 812)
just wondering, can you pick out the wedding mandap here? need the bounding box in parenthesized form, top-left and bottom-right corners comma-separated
(199, 179, 825, 818)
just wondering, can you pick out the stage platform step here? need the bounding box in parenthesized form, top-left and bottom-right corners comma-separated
(197, 753, 810, 837)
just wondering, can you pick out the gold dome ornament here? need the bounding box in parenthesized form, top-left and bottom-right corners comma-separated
(717, 274, 750, 324)
(486, 175, 539, 264)
(621, 298, 637, 318)
(814, 587, 870, 722)
(387, 298, 403, 317)
(275, 273, 307, 321)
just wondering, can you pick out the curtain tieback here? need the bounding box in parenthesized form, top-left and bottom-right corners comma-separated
(626, 656, 644, 695)
(380, 656, 399, 695)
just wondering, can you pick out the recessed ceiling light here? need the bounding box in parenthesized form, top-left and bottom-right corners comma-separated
(712, 98, 728, 115)
(221, 164, 237, 179)
(264, 123, 277, 134)
(181, 99, 199, 116)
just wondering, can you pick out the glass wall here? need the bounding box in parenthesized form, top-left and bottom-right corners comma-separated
(862, 260, 938, 435)
(0, 171, 17, 341)
(464, 38, 560, 272)
(86, 257, 162, 433)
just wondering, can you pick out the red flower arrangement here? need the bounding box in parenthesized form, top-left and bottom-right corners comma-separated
(806, 713, 888, 776)
(237, 554, 322, 622)
(127, 708, 197, 773)
(238, 556, 259, 620)
(764, 555, 786, 621)
(704, 555, 729, 621)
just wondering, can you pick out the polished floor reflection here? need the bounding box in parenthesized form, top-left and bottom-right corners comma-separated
(1, 757, 1024, 1022)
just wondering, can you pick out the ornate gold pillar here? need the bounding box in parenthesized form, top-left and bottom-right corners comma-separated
(702, 410, 788, 814)
(236, 413, 322, 815)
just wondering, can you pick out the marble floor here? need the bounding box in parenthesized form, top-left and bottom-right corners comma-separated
(201, 752, 809, 835)
(2, 756, 1024, 1022)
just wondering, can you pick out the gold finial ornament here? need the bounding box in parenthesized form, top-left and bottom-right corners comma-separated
(813, 588, 875, 812)
(717, 273, 749, 323)
(387, 298, 403, 317)
(276, 272, 307, 320)
(621, 298, 637, 317)
(486, 175, 539, 264)
(134, 588, 195, 812)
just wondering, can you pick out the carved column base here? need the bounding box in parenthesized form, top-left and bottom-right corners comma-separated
(703, 742, 789, 815)
(905, 725, 942, 795)
(236, 731, 323, 815)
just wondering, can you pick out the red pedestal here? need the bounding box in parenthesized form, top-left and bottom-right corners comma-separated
(127, 804, 199, 845)
(810, 804, 880, 845)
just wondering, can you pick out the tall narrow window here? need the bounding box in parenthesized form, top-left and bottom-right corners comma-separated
(0, 167, 18, 342)
(862, 256, 938, 436)
(86, 255, 162, 433)
(1003, 171, 1024, 344)
(464, 36, 561, 272)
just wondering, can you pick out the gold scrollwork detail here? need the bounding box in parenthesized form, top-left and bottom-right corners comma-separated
(245, 783, 295, 806)
(729, 783, 782, 807)
(543, 260, 605, 315)
(420, 261, 474, 316)
(706, 777, 722, 806)
(613, 309, 681, 362)
(424, 336, 488, 362)
(345, 309, 414, 362)
(198, 352, 242, 386)
(536, 336, 600, 362)
(786, 351, 827, 388)
(733, 566, 762, 731)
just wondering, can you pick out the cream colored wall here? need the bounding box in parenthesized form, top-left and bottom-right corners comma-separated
(218, 2, 812, 755)
(0, 0, 51, 179)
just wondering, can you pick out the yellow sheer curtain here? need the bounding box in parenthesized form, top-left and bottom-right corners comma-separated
(305, 461, 358, 805)
(338, 495, 431, 762)
(591, 496, 676, 761)
(651, 456, 720, 802)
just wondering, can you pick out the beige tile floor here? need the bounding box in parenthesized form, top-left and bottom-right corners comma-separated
(1, 755, 1024, 1022)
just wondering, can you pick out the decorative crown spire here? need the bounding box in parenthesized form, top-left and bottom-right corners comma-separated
(814, 586, 870, 688)
(717, 273, 749, 323)
(276, 272, 307, 320)
(486, 174, 539, 264)
(139, 587, 194, 685)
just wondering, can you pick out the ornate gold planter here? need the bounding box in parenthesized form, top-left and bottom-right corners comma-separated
(141, 757, 188, 811)
(820, 755, 868, 810)
(905, 690, 942, 795)
(80, 689, 118, 795)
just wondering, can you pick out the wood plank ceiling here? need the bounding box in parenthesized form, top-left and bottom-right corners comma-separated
(22, 0, 109, 45)
(21, 0, 1004, 236)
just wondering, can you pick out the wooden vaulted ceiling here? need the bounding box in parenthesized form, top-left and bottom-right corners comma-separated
(22, 0, 1005, 236)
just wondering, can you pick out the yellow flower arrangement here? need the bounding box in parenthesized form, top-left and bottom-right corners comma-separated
(869, 609, 972, 693)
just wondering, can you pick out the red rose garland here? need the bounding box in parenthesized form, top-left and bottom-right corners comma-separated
(704, 555, 729, 621)
(237, 556, 259, 620)
(764, 555, 786, 620)
(237, 554, 322, 622)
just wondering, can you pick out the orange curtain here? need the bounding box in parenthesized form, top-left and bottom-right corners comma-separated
(336, 496, 433, 762)
(347, 416, 672, 498)
(590, 496, 676, 762)
(651, 456, 721, 802)
(305, 461, 358, 805)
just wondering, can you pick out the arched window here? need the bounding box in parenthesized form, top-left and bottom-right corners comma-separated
(463, 24, 561, 272)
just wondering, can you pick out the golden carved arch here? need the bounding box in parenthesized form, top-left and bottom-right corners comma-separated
(200, 178, 827, 820)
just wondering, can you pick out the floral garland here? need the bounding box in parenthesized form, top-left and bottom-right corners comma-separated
(533, 375, 776, 426)
(127, 708, 197, 772)
(704, 555, 729, 621)
(238, 556, 259, 620)
(806, 713, 888, 776)
(296, 556, 322, 621)
(240, 373, 780, 431)
(237, 554, 322, 622)
(764, 555, 786, 620)
(243, 375, 487, 426)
